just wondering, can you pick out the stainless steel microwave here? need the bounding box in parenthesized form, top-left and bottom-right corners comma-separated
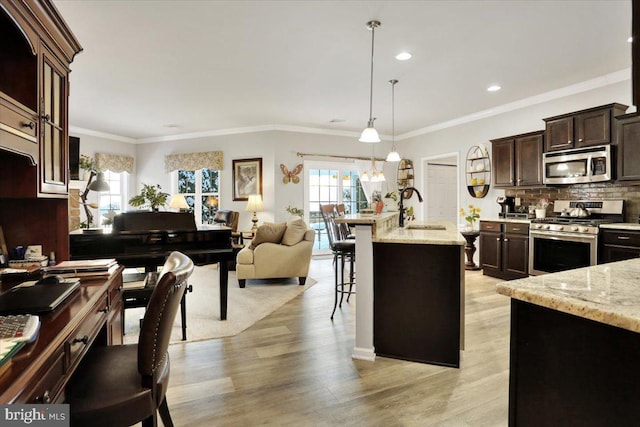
(543, 145, 612, 185)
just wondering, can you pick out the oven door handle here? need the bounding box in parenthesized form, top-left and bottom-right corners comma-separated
(587, 154, 593, 178)
(530, 231, 597, 241)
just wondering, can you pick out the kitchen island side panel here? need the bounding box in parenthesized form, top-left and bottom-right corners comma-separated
(509, 300, 640, 427)
(373, 242, 462, 367)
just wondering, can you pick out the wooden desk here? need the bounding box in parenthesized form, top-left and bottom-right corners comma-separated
(0, 267, 124, 403)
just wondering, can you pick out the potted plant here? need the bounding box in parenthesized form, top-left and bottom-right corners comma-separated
(79, 154, 98, 180)
(383, 190, 399, 212)
(129, 184, 169, 211)
(459, 204, 481, 231)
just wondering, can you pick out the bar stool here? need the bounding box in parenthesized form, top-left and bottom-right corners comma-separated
(320, 204, 356, 319)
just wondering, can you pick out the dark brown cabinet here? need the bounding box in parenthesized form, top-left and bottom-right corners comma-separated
(0, 0, 82, 262)
(543, 103, 627, 152)
(480, 221, 529, 279)
(599, 228, 640, 263)
(615, 113, 640, 181)
(491, 131, 543, 188)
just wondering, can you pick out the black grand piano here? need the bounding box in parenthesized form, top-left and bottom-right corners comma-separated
(69, 211, 234, 321)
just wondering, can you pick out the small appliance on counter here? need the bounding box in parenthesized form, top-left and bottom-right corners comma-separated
(497, 196, 516, 218)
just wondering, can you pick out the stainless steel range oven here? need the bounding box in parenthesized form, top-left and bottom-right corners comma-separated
(529, 200, 624, 275)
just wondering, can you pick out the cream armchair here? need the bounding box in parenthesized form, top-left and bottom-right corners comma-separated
(236, 226, 315, 288)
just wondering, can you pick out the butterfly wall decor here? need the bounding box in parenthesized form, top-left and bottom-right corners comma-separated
(280, 163, 303, 184)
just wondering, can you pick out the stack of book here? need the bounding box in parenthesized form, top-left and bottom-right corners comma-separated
(43, 259, 118, 279)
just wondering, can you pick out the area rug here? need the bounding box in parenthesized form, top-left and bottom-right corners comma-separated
(122, 264, 316, 344)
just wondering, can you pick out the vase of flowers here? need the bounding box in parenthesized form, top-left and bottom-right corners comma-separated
(460, 204, 481, 231)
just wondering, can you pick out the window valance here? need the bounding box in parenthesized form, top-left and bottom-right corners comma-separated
(164, 151, 224, 172)
(96, 152, 134, 174)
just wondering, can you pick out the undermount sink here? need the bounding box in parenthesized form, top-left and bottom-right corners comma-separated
(406, 224, 446, 230)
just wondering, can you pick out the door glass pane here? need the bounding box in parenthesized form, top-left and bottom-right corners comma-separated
(53, 72, 61, 125)
(43, 125, 52, 180)
(53, 129, 61, 181)
(307, 166, 364, 252)
(44, 63, 51, 117)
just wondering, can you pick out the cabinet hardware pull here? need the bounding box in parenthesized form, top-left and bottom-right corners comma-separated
(568, 140, 572, 144)
(73, 335, 89, 345)
(496, 237, 500, 241)
(578, 138, 583, 142)
(617, 236, 631, 240)
(41, 114, 50, 122)
(513, 228, 520, 231)
(22, 122, 35, 130)
(36, 390, 51, 403)
(100, 306, 109, 313)
(504, 238, 509, 242)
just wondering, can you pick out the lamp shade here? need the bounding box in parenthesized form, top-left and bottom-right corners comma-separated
(245, 194, 264, 212)
(385, 150, 401, 162)
(169, 194, 189, 210)
(359, 126, 381, 143)
(87, 172, 110, 192)
(205, 195, 219, 208)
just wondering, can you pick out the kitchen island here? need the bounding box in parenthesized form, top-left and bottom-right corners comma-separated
(336, 214, 465, 366)
(496, 258, 640, 426)
(374, 221, 465, 367)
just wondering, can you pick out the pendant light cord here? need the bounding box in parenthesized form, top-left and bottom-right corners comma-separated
(368, 25, 375, 121)
(391, 80, 395, 146)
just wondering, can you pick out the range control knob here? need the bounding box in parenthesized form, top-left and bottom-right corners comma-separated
(556, 225, 564, 231)
(543, 225, 551, 230)
(571, 226, 579, 232)
(578, 226, 589, 233)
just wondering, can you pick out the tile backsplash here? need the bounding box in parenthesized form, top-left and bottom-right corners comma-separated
(506, 182, 640, 223)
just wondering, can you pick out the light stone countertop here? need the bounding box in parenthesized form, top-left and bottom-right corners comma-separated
(496, 258, 640, 333)
(600, 223, 640, 231)
(375, 221, 465, 246)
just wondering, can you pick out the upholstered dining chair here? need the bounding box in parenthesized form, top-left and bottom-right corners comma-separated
(65, 251, 194, 427)
(213, 209, 240, 244)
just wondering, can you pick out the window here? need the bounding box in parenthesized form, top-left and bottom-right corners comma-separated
(98, 170, 127, 228)
(175, 169, 219, 225)
(305, 161, 366, 252)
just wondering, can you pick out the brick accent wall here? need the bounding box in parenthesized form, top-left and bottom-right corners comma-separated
(505, 182, 640, 223)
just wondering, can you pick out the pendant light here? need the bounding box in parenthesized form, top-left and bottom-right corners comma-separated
(386, 79, 401, 162)
(359, 20, 381, 143)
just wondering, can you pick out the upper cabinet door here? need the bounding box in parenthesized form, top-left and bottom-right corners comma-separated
(545, 116, 574, 151)
(575, 109, 610, 147)
(515, 133, 543, 186)
(39, 46, 68, 195)
(492, 139, 515, 187)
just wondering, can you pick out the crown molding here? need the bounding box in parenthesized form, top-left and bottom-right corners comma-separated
(69, 126, 137, 143)
(397, 68, 631, 141)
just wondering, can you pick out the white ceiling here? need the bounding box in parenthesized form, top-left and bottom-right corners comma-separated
(53, 0, 632, 143)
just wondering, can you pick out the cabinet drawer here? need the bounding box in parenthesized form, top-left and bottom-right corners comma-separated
(65, 294, 108, 372)
(0, 98, 37, 140)
(480, 221, 503, 232)
(601, 230, 640, 247)
(505, 223, 529, 235)
(22, 349, 65, 404)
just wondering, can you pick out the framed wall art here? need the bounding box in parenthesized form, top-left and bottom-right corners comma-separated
(232, 158, 262, 201)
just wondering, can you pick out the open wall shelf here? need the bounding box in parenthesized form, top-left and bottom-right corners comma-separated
(465, 145, 491, 198)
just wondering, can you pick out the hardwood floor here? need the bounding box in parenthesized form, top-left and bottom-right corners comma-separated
(165, 258, 510, 426)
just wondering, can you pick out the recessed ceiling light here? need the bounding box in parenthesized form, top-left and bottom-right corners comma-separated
(487, 84, 501, 92)
(163, 124, 182, 129)
(628, 36, 633, 43)
(329, 119, 346, 123)
(395, 52, 412, 61)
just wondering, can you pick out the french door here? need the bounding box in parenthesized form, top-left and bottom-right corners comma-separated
(304, 160, 367, 253)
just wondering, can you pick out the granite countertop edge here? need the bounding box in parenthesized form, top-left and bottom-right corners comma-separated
(496, 258, 640, 333)
(375, 221, 465, 245)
